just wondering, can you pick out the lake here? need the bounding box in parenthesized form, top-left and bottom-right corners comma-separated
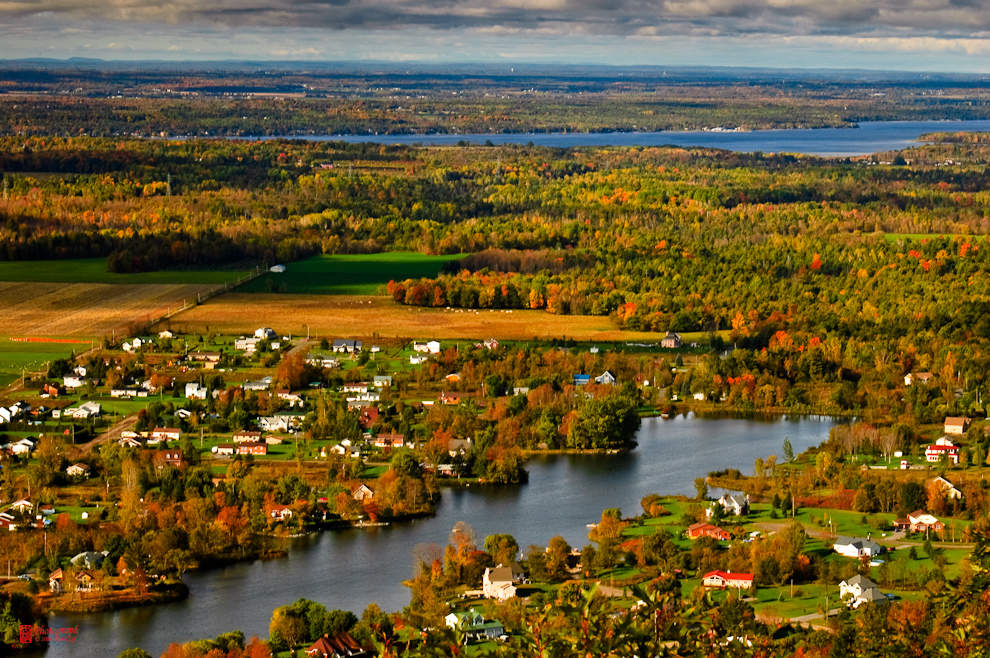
(40, 413, 834, 657)
(287, 119, 990, 156)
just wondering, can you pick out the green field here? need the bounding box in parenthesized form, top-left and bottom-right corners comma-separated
(0, 338, 82, 385)
(881, 233, 974, 243)
(238, 252, 465, 295)
(0, 258, 252, 284)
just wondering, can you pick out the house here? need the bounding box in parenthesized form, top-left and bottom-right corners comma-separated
(269, 504, 293, 521)
(332, 339, 363, 354)
(445, 372, 461, 383)
(66, 463, 91, 478)
(270, 264, 286, 273)
(660, 331, 683, 349)
(158, 330, 174, 339)
(119, 436, 142, 448)
(839, 574, 885, 608)
(358, 407, 380, 429)
(11, 438, 35, 456)
(445, 610, 505, 643)
(236, 442, 268, 456)
(409, 355, 427, 365)
(185, 382, 207, 399)
(686, 522, 731, 541)
(0, 513, 16, 531)
(233, 430, 263, 443)
(212, 444, 236, 456)
(944, 417, 970, 435)
(482, 566, 517, 600)
(258, 413, 304, 433)
(904, 372, 933, 386)
(707, 493, 750, 518)
(305, 631, 370, 658)
(372, 376, 393, 388)
(188, 351, 221, 365)
(352, 483, 375, 502)
(512, 386, 530, 396)
(243, 379, 271, 392)
(594, 370, 617, 386)
(10, 499, 33, 515)
(255, 327, 277, 340)
(907, 510, 943, 533)
(925, 437, 960, 464)
(931, 476, 963, 500)
(151, 427, 181, 442)
(572, 374, 591, 386)
(833, 536, 883, 558)
(64, 401, 101, 419)
(63, 375, 85, 389)
(74, 570, 96, 592)
(702, 570, 754, 590)
(235, 336, 261, 353)
(276, 390, 305, 407)
(152, 450, 187, 470)
(447, 437, 473, 457)
(49, 568, 64, 593)
(439, 391, 461, 405)
(373, 433, 406, 450)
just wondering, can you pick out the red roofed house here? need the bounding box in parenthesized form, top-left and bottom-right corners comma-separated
(306, 631, 371, 657)
(372, 433, 406, 450)
(358, 406, 379, 429)
(925, 437, 960, 464)
(687, 522, 731, 541)
(152, 450, 187, 469)
(702, 570, 754, 590)
(269, 504, 293, 521)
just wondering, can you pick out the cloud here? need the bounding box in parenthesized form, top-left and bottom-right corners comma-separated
(0, 0, 988, 39)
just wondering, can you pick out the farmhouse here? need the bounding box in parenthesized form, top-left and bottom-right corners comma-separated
(702, 570, 754, 590)
(906, 510, 943, 533)
(413, 340, 441, 354)
(64, 401, 102, 419)
(925, 437, 960, 464)
(833, 536, 883, 558)
(839, 574, 885, 608)
(944, 417, 970, 435)
(482, 566, 517, 601)
(660, 331, 683, 348)
(212, 444, 235, 456)
(687, 522, 731, 541)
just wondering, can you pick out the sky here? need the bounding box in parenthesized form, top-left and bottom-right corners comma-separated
(1, 0, 989, 72)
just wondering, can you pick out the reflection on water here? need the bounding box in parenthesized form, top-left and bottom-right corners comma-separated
(41, 413, 834, 657)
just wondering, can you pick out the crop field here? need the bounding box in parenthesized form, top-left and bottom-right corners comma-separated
(238, 252, 463, 295)
(168, 293, 661, 341)
(0, 282, 217, 338)
(0, 258, 252, 284)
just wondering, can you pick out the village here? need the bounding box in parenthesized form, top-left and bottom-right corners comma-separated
(0, 323, 985, 655)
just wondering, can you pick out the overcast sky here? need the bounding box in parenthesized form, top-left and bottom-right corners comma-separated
(1, 0, 989, 71)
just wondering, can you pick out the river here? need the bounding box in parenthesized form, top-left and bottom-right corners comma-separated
(39, 413, 834, 657)
(276, 119, 990, 157)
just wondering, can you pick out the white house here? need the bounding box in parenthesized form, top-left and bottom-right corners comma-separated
(931, 476, 963, 500)
(839, 574, 885, 608)
(833, 536, 883, 558)
(707, 493, 750, 518)
(63, 375, 85, 389)
(925, 437, 960, 464)
(594, 370, 617, 386)
(255, 327, 277, 340)
(66, 463, 91, 478)
(702, 570, 754, 591)
(11, 438, 35, 456)
(413, 340, 441, 354)
(482, 566, 517, 601)
(943, 417, 969, 435)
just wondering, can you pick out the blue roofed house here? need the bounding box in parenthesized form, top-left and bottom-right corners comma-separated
(572, 374, 591, 386)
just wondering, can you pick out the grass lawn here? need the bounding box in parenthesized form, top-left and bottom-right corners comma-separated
(881, 233, 971, 243)
(0, 337, 81, 383)
(239, 252, 464, 295)
(751, 583, 833, 620)
(0, 257, 251, 284)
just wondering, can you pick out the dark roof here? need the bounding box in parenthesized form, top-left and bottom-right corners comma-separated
(307, 632, 367, 657)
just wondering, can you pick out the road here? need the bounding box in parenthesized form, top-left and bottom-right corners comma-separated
(74, 413, 138, 455)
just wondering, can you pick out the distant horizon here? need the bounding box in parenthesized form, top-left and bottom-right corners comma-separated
(1, 57, 988, 79)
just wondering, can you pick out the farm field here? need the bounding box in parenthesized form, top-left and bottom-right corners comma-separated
(238, 252, 463, 295)
(0, 257, 252, 284)
(0, 281, 218, 338)
(167, 293, 662, 341)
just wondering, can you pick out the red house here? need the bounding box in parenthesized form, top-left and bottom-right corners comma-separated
(236, 441, 268, 456)
(687, 522, 731, 541)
